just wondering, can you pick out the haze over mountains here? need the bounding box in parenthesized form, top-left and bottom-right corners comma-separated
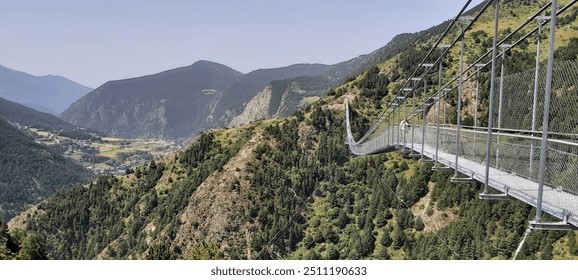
(0, 65, 92, 114)
(61, 61, 242, 139)
(0, 96, 80, 132)
(60, 57, 367, 140)
(1, 52, 366, 142)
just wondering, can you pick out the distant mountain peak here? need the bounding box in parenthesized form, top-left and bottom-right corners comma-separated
(59, 60, 359, 140)
(0, 65, 92, 114)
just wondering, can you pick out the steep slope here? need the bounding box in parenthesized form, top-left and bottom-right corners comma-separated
(229, 56, 368, 127)
(60, 61, 336, 140)
(60, 61, 243, 139)
(0, 65, 91, 114)
(10, 0, 578, 261)
(229, 76, 332, 127)
(214, 63, 333, 125)
(0, 96, 83, 132)
(0, 118, 91, 221)
(12, 102, 578, 260)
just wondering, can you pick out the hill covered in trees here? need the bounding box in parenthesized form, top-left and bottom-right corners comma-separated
(8, 0, 578, 259)
(11, 103, 578, 260)
(0, 118, 92, 221)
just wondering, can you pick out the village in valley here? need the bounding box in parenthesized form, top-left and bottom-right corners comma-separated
(10, 121, 181, 175)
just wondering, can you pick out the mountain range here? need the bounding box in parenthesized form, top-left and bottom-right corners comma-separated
(0, 65, 92, 114)
(61, 61, 242, 139)
(5, 0, 578, 261)
(229, 55, 369, 127)
(60, 57, 367, 140)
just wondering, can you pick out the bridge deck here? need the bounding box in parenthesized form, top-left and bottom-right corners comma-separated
(405, 143, 578, 227)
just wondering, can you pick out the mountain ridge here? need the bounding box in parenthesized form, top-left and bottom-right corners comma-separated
(229, 55, 368, 127)
(60, 61, 243, 139)
(0, 65, 92, 114)
(60, 60, 362, 140)
(9, 0, 578, 260)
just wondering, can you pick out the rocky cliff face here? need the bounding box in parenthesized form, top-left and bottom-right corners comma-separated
(229, 56, 369, 127)
(60, 61, 343, 140)
(228, 86, 273, 127)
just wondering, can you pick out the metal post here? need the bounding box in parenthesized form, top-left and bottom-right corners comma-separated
(482, 0, 500, 195)
(404, 92, 408, 149)
(434, 45, 450, 168)
(443, 88, 450, 125)
(396, 101, 401, 146)
(402, 89, 411, 150)
(421, 64, 434, 161)
(408, 78, 417, 155)
(389, 110, 392, 146)
(474, 63, 485, 159)
(496, 44, 512, 169)
(410, 85, 416, 153)
(410, 79, 420, 156)
(535, 0, 557, 223)
(530, 16, 547, 177)
(391, 108, 395, 146)
(391, 109, 395, 146)
(435, 91, 441, 162)
(453, 16, 473, 180)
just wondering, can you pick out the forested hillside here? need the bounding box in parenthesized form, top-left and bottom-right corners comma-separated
(0, 220, 46, 260)
(12, 99, 578, 259)
(0, 119, 91, 221)
(9, 0, 578, 260)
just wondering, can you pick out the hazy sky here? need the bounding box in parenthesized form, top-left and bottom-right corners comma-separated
(0, 0, 485, 88)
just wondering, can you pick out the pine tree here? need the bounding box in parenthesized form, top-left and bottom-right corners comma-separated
(380, 231, 393, 247)
(16, 234, 47, 260)
(567, 231, 577, 255)
(377, 245, 390, 260)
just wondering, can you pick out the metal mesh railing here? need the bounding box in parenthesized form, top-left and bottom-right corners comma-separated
(345, 0, 578, 227)
(346, 62, 578, 225)
(484, 60, 578, 204)
(492, 59, 578, 136)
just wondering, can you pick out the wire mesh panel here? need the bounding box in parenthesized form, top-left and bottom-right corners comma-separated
(488, 59, 578, 204)
(458, 129, 487, 164)
(491, 59, 578, 135)
(545, 141, 578, 196)
(495, 138, 535, 179)
(491, 66, 544, 132)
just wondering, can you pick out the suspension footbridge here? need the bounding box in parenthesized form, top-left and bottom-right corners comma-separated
(346, 0, 578, 231)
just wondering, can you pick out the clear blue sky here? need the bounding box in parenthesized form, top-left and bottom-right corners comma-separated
(0, 0, 484, 88)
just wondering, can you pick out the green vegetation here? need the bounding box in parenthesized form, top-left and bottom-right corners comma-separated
(0, 220, 46, 260)
(14, 101, 577, 260)
(21, 129, 251, 259)
(299, 96, 321, 107)
(7, 0, 578, 260)
(0, 119, 91, 220)
(247, 107, 348, 259)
